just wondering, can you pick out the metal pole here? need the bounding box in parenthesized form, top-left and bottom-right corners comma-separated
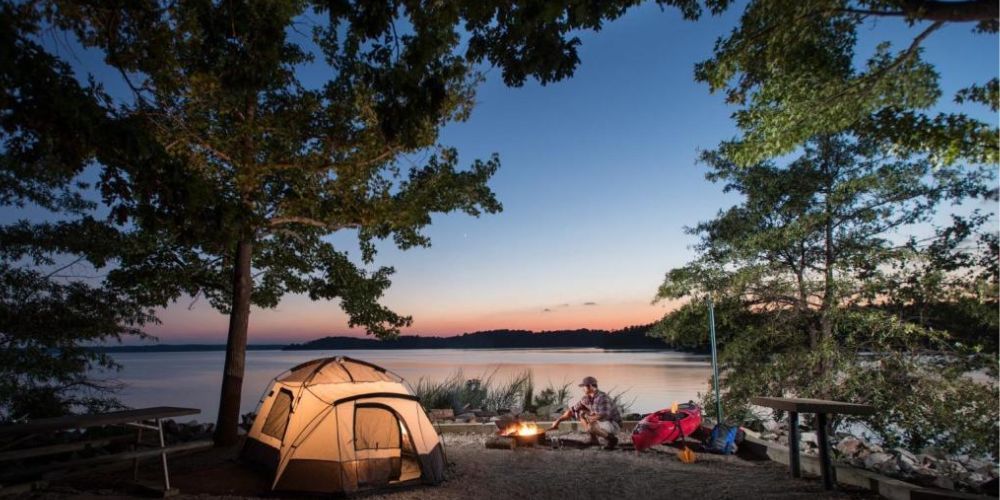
(156, 418, 171, 492)
(707, 296, 723, 424)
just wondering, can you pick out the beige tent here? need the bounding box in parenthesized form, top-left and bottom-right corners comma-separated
(241, 356, 446, 494)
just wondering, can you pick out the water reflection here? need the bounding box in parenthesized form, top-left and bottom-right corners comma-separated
(97, 349, 712, 422)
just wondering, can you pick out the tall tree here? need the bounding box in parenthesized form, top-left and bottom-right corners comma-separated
(6, 0, 683, 444)
(41, 1, 506, 445)
(652, 133, 997, 456)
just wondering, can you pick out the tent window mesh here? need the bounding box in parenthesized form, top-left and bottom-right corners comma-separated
(262, 389, 293, 439)
(354, 406, 400, 450)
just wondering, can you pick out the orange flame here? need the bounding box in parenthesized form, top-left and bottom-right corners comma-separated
(670, 401, 679, 413)
(502, 421, 539, 436)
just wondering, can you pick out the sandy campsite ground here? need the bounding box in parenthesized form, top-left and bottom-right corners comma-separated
(34, 433, 873, 500)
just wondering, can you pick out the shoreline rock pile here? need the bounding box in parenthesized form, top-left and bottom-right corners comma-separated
(758, 420, 999, 495)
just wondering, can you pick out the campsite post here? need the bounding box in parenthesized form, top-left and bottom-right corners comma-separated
(708, 296, 722, 424)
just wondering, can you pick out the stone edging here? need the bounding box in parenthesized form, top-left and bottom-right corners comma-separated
(433, 421, 641, 435)
(434, 421, 990, 499)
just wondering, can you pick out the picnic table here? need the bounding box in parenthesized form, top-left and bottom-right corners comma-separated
(0, 406, 207, 495)
(751, 397, 875, 490)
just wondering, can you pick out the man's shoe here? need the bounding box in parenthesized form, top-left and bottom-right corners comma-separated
(588, 435, 600, 446)
(604, 435, 618, 450)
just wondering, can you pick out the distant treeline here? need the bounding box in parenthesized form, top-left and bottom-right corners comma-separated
(91, 324, 679, 352)
(286, 324, 670, 350)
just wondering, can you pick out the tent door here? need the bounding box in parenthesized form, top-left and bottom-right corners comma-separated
(353, 403, 421, 488)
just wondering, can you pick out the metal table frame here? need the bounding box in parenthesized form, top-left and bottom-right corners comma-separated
(0, 406, 200, 493)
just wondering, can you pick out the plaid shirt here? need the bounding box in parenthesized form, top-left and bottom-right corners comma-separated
(570, 390, 622, 425)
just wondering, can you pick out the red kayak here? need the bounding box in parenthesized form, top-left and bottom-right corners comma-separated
(631, 402, 703, 451)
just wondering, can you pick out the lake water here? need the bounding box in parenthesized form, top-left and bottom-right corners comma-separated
(98, 349, 712, 422)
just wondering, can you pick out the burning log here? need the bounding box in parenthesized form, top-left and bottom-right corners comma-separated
(485, 435, 515, 450)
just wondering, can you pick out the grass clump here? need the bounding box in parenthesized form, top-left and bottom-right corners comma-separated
(413, 369, 633, 416)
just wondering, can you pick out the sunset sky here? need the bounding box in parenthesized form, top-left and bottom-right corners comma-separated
(18, 4, 999, 343)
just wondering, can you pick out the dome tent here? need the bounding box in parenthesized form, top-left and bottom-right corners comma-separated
(241, 357, 446, 494)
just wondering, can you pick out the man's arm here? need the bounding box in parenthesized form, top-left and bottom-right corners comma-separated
(548, 408, 574, 431)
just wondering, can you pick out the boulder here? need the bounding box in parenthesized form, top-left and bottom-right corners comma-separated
(920, 446, 947, 459)
(939, 460, 969, 476)
(864, 452, 894, 470)
(918, 454, 939, 468)
(910, 466, 940, 481)
(836, 436, 864, 457)
(899, 456, 920, 474)
(977, 464, 1000, 479)
(799, 431, 818, 447)
(893, 448, 919, 473)
(875, 459, 901, 476)
(429, 408, 455, 421)
(962, 472, 987, 488)
(964, 457, 990, 471)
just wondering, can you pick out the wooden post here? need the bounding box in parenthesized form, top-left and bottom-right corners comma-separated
(817, 413, 833, 490)
(788, 411, 800, 478)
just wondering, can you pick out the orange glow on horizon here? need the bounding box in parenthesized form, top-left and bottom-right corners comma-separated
(144, 295, 687, 343)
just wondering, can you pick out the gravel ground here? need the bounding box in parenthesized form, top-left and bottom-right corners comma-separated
(29, 433, 874, 500)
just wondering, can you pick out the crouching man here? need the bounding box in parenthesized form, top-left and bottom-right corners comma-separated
(547, 376, 621, 449)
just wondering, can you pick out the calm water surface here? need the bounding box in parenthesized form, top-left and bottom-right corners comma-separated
(98, 349, 712, 422)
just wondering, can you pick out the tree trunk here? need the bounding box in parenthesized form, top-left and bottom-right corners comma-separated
(817, 150, 837, 397)
(796, 248, 817, 350)
(214, 238, 253, 446)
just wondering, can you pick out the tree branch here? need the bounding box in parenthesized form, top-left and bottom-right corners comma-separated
(267, 216, 359, 231)
(841, 0, 998, 22)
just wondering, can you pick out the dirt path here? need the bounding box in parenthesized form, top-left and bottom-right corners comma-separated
(362, 434, 870, 500)
(34, 433, 872, 500)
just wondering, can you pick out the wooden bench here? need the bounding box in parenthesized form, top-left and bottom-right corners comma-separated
(751, 397, 875, 490)
(0, 406, 206, 496)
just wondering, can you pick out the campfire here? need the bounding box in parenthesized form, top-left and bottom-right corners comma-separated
(501, 421, 541, 437)
(486, 417, 547, 449)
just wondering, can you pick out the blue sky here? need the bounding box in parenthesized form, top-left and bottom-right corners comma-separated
(14, 4, 999, 342)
